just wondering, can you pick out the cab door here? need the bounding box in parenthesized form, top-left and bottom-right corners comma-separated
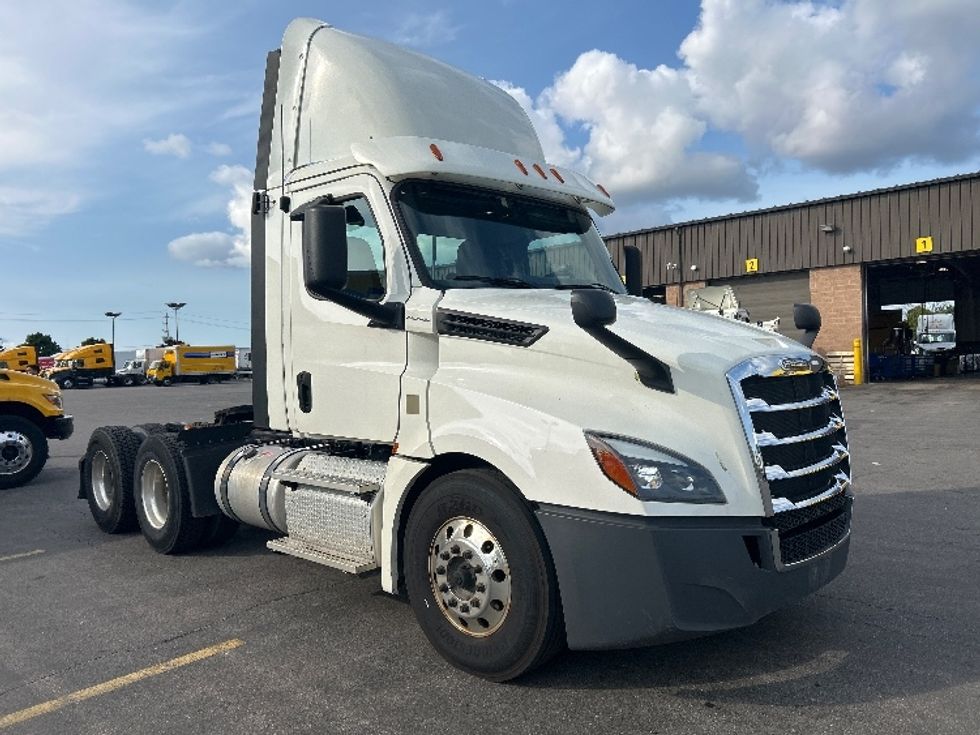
(285, 174, 409, 442)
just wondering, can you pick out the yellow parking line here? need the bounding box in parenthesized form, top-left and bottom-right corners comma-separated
(0, 639, 243, 729)
(0, 550, 44, 563)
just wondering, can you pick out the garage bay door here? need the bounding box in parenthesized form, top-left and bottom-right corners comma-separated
(708, 271, 810, 338)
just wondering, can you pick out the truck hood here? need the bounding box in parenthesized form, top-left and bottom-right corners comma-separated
(0, 369, 59, 392)
(437, 289, 810, 376)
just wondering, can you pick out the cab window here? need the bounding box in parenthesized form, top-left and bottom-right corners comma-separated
(342, 197, 386, 300)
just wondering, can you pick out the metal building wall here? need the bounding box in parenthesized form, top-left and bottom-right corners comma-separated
(605, 173, 980, 287)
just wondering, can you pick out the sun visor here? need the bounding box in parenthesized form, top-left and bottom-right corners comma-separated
(351, 137, 616, 216)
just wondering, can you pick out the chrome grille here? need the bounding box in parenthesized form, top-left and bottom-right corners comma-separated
(728, 355, 852, 567)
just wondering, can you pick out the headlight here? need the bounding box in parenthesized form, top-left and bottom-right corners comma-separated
(585, 433, 725, 504)
(43, 393, 63, 409)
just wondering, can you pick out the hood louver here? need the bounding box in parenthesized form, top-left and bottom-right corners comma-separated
(436, 310, 548, 347)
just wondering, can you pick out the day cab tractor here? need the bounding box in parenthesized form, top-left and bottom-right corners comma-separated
(78, 19, 852, 681)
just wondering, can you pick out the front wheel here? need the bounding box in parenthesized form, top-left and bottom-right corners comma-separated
(61, 377, 75, 389)
(404, 469, 565, 681)
(0, 416, 48, 490)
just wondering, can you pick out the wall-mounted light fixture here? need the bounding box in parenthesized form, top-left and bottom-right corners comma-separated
(819, 224, 836, 233)
(842, 244, 852, 253)
(689, 264, 699, 272)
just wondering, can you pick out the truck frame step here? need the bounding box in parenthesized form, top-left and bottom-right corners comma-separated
(271, 454, 386, 495)
(267, 537, 378, 574)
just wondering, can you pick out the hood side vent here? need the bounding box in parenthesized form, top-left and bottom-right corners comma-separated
(436, 309, 548, 347)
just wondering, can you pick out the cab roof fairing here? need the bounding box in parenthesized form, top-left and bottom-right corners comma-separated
(262, 19, 614, 215)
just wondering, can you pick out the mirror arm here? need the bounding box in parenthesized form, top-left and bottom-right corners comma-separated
(320, 290, 405, 329)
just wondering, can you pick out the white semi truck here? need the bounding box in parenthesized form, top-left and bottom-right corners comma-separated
(78, 19, 852, 681)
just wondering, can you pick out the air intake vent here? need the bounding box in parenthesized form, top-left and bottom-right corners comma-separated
(436, 310, 548, 347)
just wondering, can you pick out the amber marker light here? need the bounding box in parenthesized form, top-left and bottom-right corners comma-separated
(532, 163, 548, 179)
(586, 435, 637, 497)
(514, 159, 529, 175)
(596, 183, 611, 197)
(549, 168, 565, 183)
(429, 143, 444, 161)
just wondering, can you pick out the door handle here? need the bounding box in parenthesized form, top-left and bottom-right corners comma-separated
(297, 372, 313, 413)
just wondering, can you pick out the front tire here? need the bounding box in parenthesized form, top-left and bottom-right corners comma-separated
(134, 434, 206, 554)
(83, 426, 141, 532)
(0, 416, 48, 490)
(404, 469, 564, 681)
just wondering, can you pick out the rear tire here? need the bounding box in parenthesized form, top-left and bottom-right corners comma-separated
(134, 434, 206, 554)
(404, 469, 565, 681)
(83, 426, 141, 532)
(0, 416, 48, 490)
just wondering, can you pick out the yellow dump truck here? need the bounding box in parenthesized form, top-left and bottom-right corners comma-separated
(45, 343, 115, 389)
(0, 369, 73, 488)
(146, 345, 236, 386)
(0, 345, 39, 373)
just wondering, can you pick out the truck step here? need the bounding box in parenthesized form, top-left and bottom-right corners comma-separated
(267, 537, 378, 574)
(271, 454, 386, 495)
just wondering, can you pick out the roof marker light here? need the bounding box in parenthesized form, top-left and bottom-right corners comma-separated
(514, 159, 529, 175)
(532, 163, 548, 179)
(596, 183, 611, 198)
(549, 168, 565, 183)
(429, 143, 444, 161)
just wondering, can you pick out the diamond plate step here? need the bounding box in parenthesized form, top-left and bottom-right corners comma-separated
(270, 454, 386, 495)
(267, 537, 378, 574)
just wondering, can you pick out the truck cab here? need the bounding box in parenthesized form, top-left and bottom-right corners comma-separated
(1, 369, 73, 488)
(47, 343, 114, 388)
(80, 19, 852, 681)
(0, 345, 39, 374)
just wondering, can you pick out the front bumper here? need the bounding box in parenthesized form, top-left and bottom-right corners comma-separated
(535, 498, 850, 650)
(45, 414, 74, 440)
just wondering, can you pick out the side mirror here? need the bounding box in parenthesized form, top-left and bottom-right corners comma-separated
(298, 204, 348, 297)
(624, 245, 643, 297)
(794, 303, 821, 348)
(571, 289, 617, 329)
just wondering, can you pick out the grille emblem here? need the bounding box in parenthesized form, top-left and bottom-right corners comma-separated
(779, 356, 822, 374)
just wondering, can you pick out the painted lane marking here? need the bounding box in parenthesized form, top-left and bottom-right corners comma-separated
(0, 550, 44, 563)
(0, 639, 243, 729)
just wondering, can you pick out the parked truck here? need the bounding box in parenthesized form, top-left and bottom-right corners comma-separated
(235, 348, 253, 379)
(78, 19, 852, 681)
(146, 345, 236, 386)
(1, 369, 73, 488)
(914, 312, 956, 354)
(107, 348, 166, 387)
(0, 345, 39, 373)
(46, 343, 114, 389)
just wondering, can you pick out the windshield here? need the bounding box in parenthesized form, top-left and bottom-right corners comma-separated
(918, 332, 955, 344)
(395, 181, 626, 293)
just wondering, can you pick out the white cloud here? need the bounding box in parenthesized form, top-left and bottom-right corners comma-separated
(495, 51, 756, 206)
(393, 10, 460, 47)
(168, 164, 252, 268)
(0, 188, 82, 238)
(205, 142, 232, 156)
(679, 0, 980, 171)
(144, 133, 192, 158)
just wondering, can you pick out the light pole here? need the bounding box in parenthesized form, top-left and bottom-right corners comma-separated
(166, 302, 187, 343)
(104, 311, 121, 347)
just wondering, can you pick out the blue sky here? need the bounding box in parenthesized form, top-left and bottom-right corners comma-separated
(1, 0, 978, 350)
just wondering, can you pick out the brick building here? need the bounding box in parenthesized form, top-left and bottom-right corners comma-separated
(604, 172, 980, 373)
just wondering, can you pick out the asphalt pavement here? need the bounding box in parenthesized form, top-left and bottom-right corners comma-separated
(1, 378, 978, 734)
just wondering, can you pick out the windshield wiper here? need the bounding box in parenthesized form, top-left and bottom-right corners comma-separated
(553, 282, 619, 293)
(453, 275, 535, 288)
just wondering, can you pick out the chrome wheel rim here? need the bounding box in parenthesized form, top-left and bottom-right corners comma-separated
(0, 431, 32, 476)
(429, 517, 512, 637)
(140, 460, 169, 530)
(90, 450, 114, 511)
